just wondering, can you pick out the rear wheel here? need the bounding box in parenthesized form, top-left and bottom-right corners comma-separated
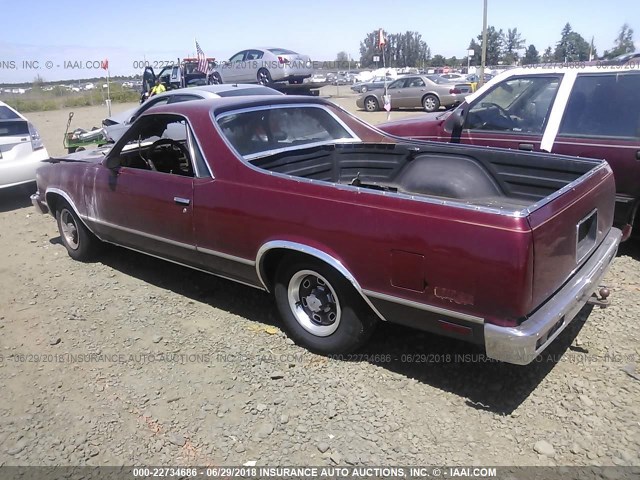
(210, 72, 223, 85)
(274, 259, 376, 354)
(257, 68, 272, 85)
(55, 200, 100, 261)
(364, 96, 379, 112)
(422, 94, 440, 112)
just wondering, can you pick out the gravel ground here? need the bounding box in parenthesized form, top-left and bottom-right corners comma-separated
(0, 89, 639, 468)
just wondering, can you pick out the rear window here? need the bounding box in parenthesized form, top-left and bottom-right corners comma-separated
(559, 73, 640, 139)
(216, 87, 282, 97)
(0, 106, 21, 120)
(218, 106, 354, 158)
(0, 120, 29, 137)
(267, 48, 297, 55)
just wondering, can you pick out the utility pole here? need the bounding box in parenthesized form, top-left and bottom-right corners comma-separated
(480, 0, 488, 86)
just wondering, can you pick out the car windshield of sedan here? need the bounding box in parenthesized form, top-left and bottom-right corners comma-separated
(217, 106, 356, 160)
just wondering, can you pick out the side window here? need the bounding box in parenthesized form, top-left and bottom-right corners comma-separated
(218, 107, 353, 158)
(388, 79, 406, 89)
(112, 115, 195, 177)
(408, 78, 425, 88)
(246, 50, 264, 60)
(559, 73, 640, 139)
(131, 97, 170, 123)
(168, 94, 200, 104)
(465, 76, 561, 134)
(229, 52, 246, 63)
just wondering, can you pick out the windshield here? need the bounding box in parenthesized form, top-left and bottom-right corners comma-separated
(268, 48, 297, 55)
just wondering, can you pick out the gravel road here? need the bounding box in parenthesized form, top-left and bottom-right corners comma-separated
(1, 90, 639, 468)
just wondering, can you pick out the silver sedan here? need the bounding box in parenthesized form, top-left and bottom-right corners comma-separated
(356, 75, 469, 113)
(214, 48, 313, 85)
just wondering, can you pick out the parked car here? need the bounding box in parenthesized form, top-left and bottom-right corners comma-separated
(356, 75, 469, 112)
(439, 73, 465, 81)
(350, 76, 393, 93)
(31, 95, 620, 365)
(215, 48, 313, 85)
(0, 101, 49, 190)
(378, 66, 640, 239)
(102, 84, 283, 142)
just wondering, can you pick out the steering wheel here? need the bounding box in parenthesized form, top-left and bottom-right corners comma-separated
(148, 138, 190, 173)
(482, 102, 516, 129)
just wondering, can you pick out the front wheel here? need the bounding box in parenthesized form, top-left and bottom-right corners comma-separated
(422, 94, 440, 112)
(361, 85, 368, 93)
(274, 259, 376, 354)
(364, 96, 379, 112)
(210, 72, 223, 85)
(55, 200, 100, 261)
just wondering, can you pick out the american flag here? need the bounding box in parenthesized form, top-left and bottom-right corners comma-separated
(196, 40, 208, 74)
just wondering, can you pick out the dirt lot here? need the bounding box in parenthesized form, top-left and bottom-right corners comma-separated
(1, 88, 639, 468)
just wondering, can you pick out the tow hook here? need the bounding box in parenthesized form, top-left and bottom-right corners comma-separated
(587, 286, 611, 308)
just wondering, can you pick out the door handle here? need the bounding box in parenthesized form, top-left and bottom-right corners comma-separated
(174, 197, 190, 206)
(636, 151, 640, 160)
(518, 143, 534, 151)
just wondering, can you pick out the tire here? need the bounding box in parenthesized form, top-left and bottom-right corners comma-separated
(364, 96, 379, 112)
(361, 85, 368, 93)
(422, 94, 440, 112)
(257, 68, 272, 85)
(274, 259, 377, 354)
(289, 78, 303, 85)
(210, 72, 223, 85)
(55, 200, 100, 261)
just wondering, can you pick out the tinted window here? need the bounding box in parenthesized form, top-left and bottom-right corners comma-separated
(559, 73, 640, 139)
(218, 107, 353, 158)
(0, 120, 28, 136)
(466, 76, 560, 134)
(0, 106, 20, 120)
(216, 87, 281, 97)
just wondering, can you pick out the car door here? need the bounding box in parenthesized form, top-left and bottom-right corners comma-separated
(387, 78, 408, 108)
(223, 51, 248, 83)
(459, 74, 563, 151)
(551, 71, 640, 226)
(402, 77, 427, 108)
(92, 114, 198, 265)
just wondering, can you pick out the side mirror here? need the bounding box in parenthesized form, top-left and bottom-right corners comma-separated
(450, 107, 466, 144)
(128, 115, 136, 124)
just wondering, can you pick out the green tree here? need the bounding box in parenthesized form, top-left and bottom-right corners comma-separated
(360, 30, 430, 68)
(541, 46, 553, 62)
(359, 30, 386, 68)
(32, 74, 45, 89)
(522, 44, 540, 65)
(554, 23, 591, 61)
(477, 26, 505, 65)
(504, 28, 526, 64)
(336, 51, 349, 63)
(467, 38, 482, 65)
(430, 55, 446, 67)
(603, 23, 635, 58)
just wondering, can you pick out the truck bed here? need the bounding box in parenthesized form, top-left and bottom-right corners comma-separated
(250, 141, 603, 214)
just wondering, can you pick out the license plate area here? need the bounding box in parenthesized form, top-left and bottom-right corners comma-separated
(576, 209, 597, 264)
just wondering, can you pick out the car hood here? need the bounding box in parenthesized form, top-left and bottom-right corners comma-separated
(104, 106, 138, 126)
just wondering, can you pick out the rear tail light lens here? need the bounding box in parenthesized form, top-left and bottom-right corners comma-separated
(449, 88, 462, 94)
(278, 56, 290, 64)
(28, 122, 44, 151)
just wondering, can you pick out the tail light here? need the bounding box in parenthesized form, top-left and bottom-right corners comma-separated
(28, 122, 44, 151)
(277, 56, 290, 65)
(449, 88, 462, 94)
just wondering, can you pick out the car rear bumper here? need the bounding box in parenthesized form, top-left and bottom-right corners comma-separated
(31, 191, 49, 215)
(0, 148, 49, 189)
(484, 227, 621, 365)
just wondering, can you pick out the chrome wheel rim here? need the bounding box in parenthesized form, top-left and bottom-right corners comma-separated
(361, 86, 368, 93)
(424, 97, 437, 111)
(365, 98, 377, 111)
(257, 70, 270, 85)
(288, 270, 341, 336)
(60, 209, 79, 250)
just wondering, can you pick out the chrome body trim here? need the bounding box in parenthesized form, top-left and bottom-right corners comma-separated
(31, 192, 49, 215)
(197, 246, 255, 266)
(362, 289, 485, 325)
(255, 240, 387, 322)
(484, 227, 621, 365)
(88, 217, 197, 251)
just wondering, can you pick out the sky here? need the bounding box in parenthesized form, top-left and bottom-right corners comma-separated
(0, 0, 638, 83)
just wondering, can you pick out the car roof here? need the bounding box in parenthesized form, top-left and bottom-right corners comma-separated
(155, 84, 282, 99)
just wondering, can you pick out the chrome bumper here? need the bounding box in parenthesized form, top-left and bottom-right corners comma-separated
(485, 227, 621, 365)
(31, 192, 49, 215)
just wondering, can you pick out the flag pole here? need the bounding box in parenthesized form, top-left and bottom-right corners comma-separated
(106, 67, 112, 116)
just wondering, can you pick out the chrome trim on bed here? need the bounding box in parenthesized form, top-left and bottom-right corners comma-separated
(362, 289, 485, 325)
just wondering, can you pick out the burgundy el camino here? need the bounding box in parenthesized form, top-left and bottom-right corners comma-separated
(31, 95, 621, 365)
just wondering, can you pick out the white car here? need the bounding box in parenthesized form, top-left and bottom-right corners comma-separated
(0, 101, 49, 190)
